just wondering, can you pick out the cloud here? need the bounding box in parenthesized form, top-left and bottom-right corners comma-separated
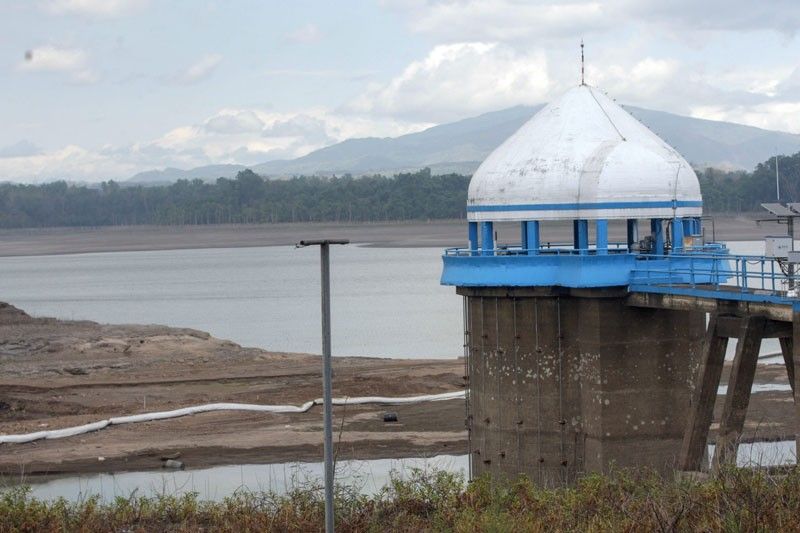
(387, 0, 800, 42)
(0, 141, 42, 159)
(616, 0, 800, 36)
(690, 102, 800, 134)
(262, 114, 333, 144)
(18, 45, 99, 84)
(172, 53, 223, 85)
(42, 0, 149, 18)
(204, 110, 265, 134)
(0, 145, 136, 183)
(348, 42, 550, 122)
(387, 0, 609, 43)
(286, 23, 323, 44)
(776, 66, 800, 98)
(0, 107, 429, 182)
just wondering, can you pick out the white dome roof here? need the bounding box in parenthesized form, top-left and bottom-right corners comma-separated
(467, 85, 702, 221)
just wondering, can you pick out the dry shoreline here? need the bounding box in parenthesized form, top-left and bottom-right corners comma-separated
(0, 214, 785, 257)
(0, 302, 467, 477)
(0, 302, 795, 479)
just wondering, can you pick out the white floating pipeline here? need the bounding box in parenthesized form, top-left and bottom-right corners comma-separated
(0, 391, 465, 444)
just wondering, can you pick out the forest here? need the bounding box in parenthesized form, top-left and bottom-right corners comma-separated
(0, 169, 470, 228)
(0, 153, 797, 229)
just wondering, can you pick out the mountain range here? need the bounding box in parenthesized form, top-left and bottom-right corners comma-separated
(128, 104, 800, 184)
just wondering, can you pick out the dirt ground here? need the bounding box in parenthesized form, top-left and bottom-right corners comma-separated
(0, 214, 784, 258)
(0, 302, 466, 477)
(0, 302, 795, 479)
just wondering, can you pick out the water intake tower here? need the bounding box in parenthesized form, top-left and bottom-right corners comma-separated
(441, 84, 731, 485)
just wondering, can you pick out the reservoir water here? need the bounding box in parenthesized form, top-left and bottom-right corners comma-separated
(5, 440, 796, 503)
(0, 245, 461, 358)
(0, 240, 784, 359)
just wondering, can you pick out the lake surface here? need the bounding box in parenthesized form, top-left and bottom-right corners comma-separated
(4, 455, 469, 503)
(0, 245, 462, 358)
(0, 240, 784, 359)
(6, 439, 795, 503)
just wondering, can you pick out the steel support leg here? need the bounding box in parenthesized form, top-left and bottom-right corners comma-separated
(714, 316, 765, 469)
(679, 314, 729, 471)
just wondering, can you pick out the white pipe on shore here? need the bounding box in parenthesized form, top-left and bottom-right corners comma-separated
(0, 391, 465, 445)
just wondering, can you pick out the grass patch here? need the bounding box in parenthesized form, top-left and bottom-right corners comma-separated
(2, 466, 800, 531)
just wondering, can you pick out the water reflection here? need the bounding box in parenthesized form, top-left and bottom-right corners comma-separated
(5, 440, 796, 503)
(3, 455, 468, 503)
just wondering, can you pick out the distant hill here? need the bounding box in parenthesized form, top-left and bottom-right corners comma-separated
(128, 164, 246, 185)
(623, 106, 800, 170)
(127, 104, 800, 183)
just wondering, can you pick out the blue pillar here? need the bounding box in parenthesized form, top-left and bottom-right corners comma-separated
(682, 218, 694, 238)
(672, 218, 684, 251)
(520, 221, 527, 252)
(573, 219, 589, 254)
(480, 221, 494, 256)
(521, 220, 540, 255)
(627, 219, 638, 251)
(596, 219, 609, 255)
(468, 221, 479, 256)
(650, 219, 664, 255)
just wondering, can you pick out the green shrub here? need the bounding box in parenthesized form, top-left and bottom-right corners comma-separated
(2, 467, 799, 532)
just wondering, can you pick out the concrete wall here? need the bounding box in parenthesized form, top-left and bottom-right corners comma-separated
(458, 287, 704, 486)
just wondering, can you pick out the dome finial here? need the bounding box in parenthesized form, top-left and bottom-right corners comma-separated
(580, 39, 585, 85)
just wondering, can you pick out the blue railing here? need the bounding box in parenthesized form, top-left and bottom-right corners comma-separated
(631, 253, 798, 292)
(443, 243, 800, 303)
(629, 252, 800, 304)
(443, 241, 727, 257)
(444, 242, 631, 257)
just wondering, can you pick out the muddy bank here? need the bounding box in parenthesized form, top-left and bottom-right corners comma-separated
(0, 302, 466, 476)
(0, 214, 783, 257)
(0, 302, 793, 477)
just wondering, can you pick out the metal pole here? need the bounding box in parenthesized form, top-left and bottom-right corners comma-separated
(320, 242, 334, 533)
(789, 218, 795, 291)
(296, 239, 348, 533)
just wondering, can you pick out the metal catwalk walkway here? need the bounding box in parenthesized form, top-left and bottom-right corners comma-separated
(626, 251, 799, 473)
(629, 251, 800, 306)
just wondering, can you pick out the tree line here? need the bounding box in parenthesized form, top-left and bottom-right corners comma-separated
(0, 169, 470, 228)
(0, 153, 798, 229)
(698, 151, 800, 213)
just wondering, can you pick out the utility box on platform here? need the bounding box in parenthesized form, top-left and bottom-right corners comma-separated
(765, 236, 792, 258)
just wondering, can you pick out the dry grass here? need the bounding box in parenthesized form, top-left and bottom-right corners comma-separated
(2, 466, 800, 532)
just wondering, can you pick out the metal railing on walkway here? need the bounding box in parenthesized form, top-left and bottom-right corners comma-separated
(629, 252, 800, 305)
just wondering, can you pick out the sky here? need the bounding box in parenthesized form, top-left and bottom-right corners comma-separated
(1, 0, 800, 183)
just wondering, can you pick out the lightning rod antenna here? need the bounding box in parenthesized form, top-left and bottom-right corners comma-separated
(580, 39, 585, 85)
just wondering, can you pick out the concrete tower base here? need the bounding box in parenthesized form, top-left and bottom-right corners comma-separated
(458, 286, 705, 486)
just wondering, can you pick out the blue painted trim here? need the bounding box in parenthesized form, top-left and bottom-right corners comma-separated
(693, 217, 702, 235)
(520, 221, 528, 252)
(440, 252, 730, 289)
(467, 200, 703, 213)
(468, 222, 479, 256)
(681, 218, 694, 238)
(441, 253, 636, 287)
(626, 219, 638, 250)
(629, 284, 795, 306)
(574, 220, 588, 254)
(672, 218, 684, 251)
(523, 221, 540, 255)
(596, 219, 609, 255)
(480, 221, 494, 257)
(651, 219, 664, 255)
